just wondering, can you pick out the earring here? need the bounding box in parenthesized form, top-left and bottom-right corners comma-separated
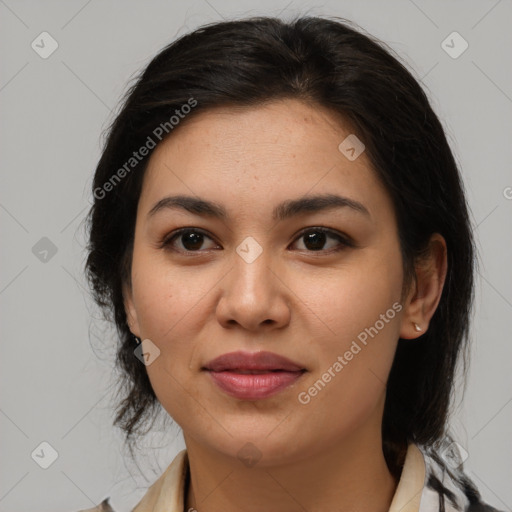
(132, 334, 141, 344)
(413, 322, 422, 332)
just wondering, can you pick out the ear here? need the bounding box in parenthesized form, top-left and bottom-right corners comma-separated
(123, 281, 141, 338)
(399, 233, 447, 340)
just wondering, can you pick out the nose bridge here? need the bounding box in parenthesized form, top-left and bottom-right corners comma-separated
(232, 234, 274, 299)
(216, 234, 290, 330)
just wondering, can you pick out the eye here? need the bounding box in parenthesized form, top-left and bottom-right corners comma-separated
(161, 227, 353, 254)
(290, 227, 353, 253)
(161, 228, 219, 252)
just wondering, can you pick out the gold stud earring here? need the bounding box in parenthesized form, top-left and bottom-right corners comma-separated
(413, 322, 422, 332)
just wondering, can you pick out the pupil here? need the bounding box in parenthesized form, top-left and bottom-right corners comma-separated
(305, 232, 326, 251)
(183, 232, 203, 250)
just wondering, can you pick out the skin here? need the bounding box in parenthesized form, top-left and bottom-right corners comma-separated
(124, 98, 447, 512)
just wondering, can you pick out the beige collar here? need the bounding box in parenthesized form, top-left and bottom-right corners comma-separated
(131, 449, 188, 512)
(388, 444, 426, 512)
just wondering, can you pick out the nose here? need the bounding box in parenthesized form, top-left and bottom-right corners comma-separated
(215, 246, 291, 332)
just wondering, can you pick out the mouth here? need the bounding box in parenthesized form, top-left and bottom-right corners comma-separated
(221, 369, 292, 374)
(203, 350, 305, 372)
(202, 351, 307, 400)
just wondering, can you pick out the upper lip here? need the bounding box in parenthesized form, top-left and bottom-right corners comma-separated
(203, 351, 305, 372)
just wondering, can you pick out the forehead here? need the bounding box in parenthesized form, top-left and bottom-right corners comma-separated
(152, 99, 358, 159)
(139, 99, 391, 220)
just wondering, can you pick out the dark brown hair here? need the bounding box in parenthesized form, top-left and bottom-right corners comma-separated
(85, 15, 474, 476)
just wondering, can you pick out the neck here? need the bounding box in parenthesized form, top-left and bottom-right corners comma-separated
(184, 423, 398, 512)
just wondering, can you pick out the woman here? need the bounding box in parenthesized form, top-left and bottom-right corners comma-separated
(82, 15, 503, 512)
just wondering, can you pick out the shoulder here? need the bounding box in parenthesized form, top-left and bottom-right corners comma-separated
(72, 450, 188, 512)
(75, 498, 116, 512)
(418, 440, 504, 512)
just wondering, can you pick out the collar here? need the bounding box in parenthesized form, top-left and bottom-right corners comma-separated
(131, 449, 189, 512)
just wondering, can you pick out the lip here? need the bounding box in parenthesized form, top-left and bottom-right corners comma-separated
(204, 350, 305, 372)
(203, 351, 306, 400)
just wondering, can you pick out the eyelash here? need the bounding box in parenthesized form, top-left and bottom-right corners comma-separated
(160, 227, 354, 255)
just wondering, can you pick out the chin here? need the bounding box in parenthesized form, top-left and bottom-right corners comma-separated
(194, 425, 310, 468)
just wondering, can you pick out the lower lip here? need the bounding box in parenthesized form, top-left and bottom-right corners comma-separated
(207, 370, 305, 400)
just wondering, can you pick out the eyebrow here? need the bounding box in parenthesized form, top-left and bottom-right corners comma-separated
(147, 193, 370, 222)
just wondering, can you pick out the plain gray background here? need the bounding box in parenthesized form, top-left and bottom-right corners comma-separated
(1, 1, 511, 511)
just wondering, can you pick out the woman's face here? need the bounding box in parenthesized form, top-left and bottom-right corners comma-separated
(125, 99, 411, 465)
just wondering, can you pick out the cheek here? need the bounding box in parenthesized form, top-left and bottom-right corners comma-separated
(131, 250, 210, 341)
(130, 250, 216, 422)
(295, 246, 404, 346)
(294, 248, 403, 414)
